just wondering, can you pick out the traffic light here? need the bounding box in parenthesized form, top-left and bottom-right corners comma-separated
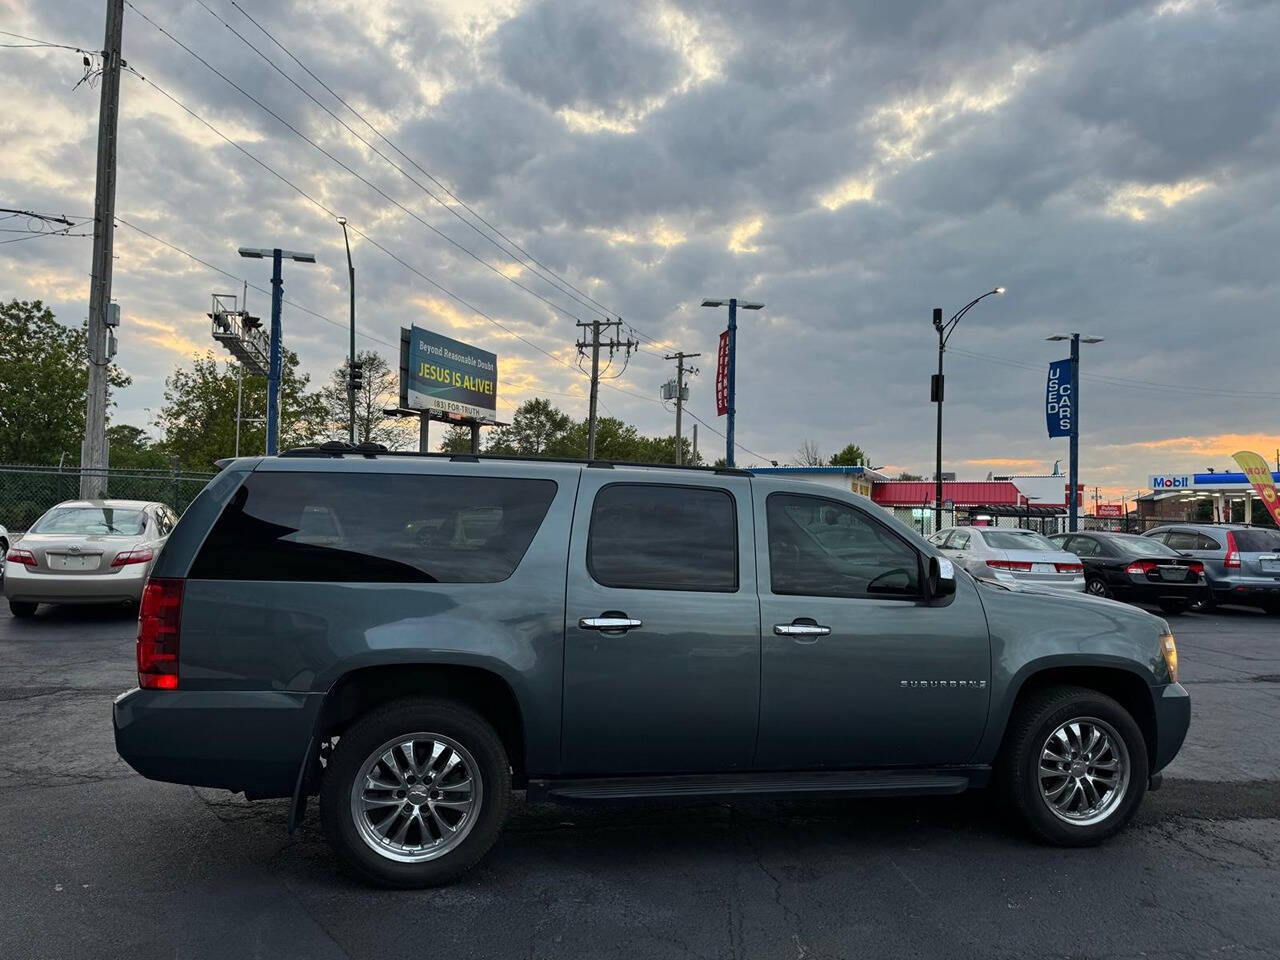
(348, 360, 364, 393)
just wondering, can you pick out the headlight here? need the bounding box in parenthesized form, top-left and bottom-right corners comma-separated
(1160, 631, 1178, 684)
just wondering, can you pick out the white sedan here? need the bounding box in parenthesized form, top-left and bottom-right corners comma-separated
(3, 499, 178, 617)
(928, 526, 1085, 593)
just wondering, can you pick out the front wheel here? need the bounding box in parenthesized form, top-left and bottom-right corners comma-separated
(320, 698, 510, 887)
(1001, 685, 1148, 846)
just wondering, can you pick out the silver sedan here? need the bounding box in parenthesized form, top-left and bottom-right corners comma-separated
(928, 526, 1085, 593)
(3, 499, 177, 617)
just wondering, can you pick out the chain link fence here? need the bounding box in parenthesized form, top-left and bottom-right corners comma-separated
(0, 464, 217, 534)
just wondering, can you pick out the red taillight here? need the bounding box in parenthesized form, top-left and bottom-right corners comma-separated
(1224, 531, 1240, 569)
(5, 548, 36, 566)
(1187, 560, 1205, 576)
(1126, 560, 1157, 575)
(111, 547, 154, 567)
(1054, 562, 1084, 573)
(137, 578, 183, 691)
(987, 560, 1033, 571)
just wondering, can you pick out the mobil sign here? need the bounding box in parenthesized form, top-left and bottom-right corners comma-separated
(1149, 475, 1192, 490)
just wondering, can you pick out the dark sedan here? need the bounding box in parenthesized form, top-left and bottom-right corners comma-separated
(1049, 531, 1209, 614)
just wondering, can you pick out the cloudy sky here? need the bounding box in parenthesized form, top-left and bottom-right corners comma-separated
(2, 0, 1277, 498)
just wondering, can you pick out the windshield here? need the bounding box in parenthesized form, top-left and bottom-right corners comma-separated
(1234, 529, 1280, 552)
(982, 529, 1058, 551)
(30, 507, 147, 536)
(1108, 534, 1182, 558)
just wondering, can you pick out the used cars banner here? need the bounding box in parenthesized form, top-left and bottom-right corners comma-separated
(1045, 358, 1073, 438)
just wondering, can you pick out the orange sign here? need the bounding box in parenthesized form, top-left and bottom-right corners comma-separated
(1232, 450, 1280, 526)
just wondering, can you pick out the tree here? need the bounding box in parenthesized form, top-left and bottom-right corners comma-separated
(318, 349, 408, 448)
(0, 299, 130, 464)
(829, 443, 869, 467)
(106, 425, 170, 470)
(795, 439, 825, 466)
(438, 424, 474, 454)
(485, 399, 574, 456)
(155, 350, 324, 468)
(894, 470, 925, 481)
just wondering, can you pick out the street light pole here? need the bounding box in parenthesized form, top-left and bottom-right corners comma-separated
(701, 297, 764, 469)
(239, 246, 316, 455)
(337, 218, 355, 445)
(1047, 332, 1104, 532)
(931, 287, 1005, 529)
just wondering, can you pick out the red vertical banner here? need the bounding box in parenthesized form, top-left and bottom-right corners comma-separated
(715, 329, 730, 416)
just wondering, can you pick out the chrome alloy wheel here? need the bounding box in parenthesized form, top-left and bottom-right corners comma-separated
(1086, 579, 1109, 597)
(1038, 717, 1130, 826)
(349, 733, 482, 863)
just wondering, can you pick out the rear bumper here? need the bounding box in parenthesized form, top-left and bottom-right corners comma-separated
(4, 563, 147, 604)
(1151, 682, 1190, 774)
(113, 687, 321, 798)
(1113, 581, 1208, 604)
(1209, 578, 1280, 605)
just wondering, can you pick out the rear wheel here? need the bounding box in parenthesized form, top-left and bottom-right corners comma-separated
(8, 600, 37, 618)
(1158, 599, 1190, 615)
(1085, 576, 1111, 599)
(1001, 685, 1148, 846)
(320, 698, 510, 887)
(1262, 599, 1280, 616)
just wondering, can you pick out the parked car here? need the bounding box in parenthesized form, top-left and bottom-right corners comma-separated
(1047, 531, 1208, 614)
(1143, 524, 1280, 613)
(4, 499, 179, 617)
(114, 451, 1188, 886)
(0, 523, 9, 556)
(927, 525, 1085, 592)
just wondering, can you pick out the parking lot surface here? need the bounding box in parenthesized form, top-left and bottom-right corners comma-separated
(0, 601, 1276, 959)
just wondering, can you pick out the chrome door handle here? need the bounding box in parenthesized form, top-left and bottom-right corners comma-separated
(579, 617, 643, 631)
(774, 622, 831, 637)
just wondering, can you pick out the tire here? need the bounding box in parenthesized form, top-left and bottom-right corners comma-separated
(320, 698, 510, 887)
(1085, 576, 1111, 599)
(1192, 592, 1216, 613)
(1262, 600, 1280, 616)
(8, 600, 37, 618)
(1000, 685, 1148, 846)
(1158, 599, 1190, 616)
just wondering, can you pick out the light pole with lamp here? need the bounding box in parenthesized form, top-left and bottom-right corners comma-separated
(932, 286, 1005, 529)
(1047, 332, 1104, 532)
(700, 297, 764, 468)
(238, 246, 316, 455)
(337, 218, 356, 445)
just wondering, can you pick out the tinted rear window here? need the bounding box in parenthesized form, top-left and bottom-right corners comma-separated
(189, 472, 557, 583)
(1235, 529, 1280, 552)
(587, 483, 737, 592)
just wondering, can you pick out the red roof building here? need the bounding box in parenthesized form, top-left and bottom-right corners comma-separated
(871, 480, 1024, 508)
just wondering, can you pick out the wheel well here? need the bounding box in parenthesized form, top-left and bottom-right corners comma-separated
(316, 664, 527, 786)
(1006, 667, 1157, 764)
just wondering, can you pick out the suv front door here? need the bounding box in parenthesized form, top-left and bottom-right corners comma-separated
(752, 489, 991, 769)
(562, 472, 761, 775)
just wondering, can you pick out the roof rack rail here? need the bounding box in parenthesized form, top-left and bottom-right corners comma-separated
(276, 446, 752, 476)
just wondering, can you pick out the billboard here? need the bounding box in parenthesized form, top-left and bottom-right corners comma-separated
(399, 326, 498, 422)
(1096, 504, 1124, 518)
(1045, 358, 1073, 438)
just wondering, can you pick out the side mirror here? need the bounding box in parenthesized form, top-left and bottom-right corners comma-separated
(928, 554, 957, 600)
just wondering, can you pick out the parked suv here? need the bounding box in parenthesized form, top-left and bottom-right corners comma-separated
(1143, 524, 1280, 612)
(114, 451, 1189, 886)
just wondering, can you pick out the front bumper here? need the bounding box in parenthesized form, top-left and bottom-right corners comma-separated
(4, 562, 148, 604)
(113, 687, 322, 798)
(1151, 681, 1190, 774)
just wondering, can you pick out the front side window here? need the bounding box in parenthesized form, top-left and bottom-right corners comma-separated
(587, 483, 738, 592)
(190, 472, 557, 583)
(767, 493, 920, 598)
(949, 530, 971, 549)
(31, 506, 147, 536)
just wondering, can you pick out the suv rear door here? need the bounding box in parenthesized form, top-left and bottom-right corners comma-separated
(561, 471, 760, 775)
(751, 487, 990, 769)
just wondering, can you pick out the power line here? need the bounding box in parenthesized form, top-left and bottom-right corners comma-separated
(125, 0, 607, 331)
(0, 29, 93, 52)
(223, 0, 625, 325)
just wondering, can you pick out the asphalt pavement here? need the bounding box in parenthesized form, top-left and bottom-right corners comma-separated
(0, 599, 1276, 959)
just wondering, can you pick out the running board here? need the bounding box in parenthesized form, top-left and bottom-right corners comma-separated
(527, 769, 976, 803)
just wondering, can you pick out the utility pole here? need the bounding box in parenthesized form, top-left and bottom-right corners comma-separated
(700, 298, 764, 468)
(664, 351, 700, 464)
(337, 217, 356, 444)
(575, 319, 636, 459)
(80, 0, 125, 499)
(692, 424, 698, 466)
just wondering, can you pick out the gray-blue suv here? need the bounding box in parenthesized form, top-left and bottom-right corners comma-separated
(114, 450, 1189, 886)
